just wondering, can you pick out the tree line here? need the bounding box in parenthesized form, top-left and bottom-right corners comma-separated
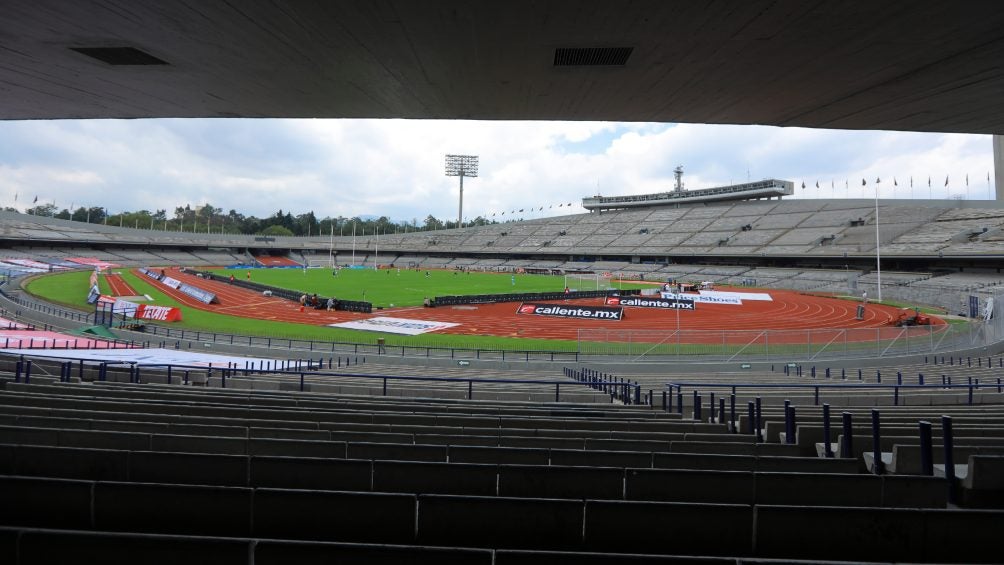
(14, 203, 500, 237)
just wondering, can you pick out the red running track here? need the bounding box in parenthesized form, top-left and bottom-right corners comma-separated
(142, 268, 944, 344)
(105, 273, 137, 297)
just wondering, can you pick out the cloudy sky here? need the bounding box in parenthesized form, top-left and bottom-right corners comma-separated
(0, 119, 994, 223)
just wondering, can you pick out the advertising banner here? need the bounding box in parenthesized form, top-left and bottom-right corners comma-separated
(605, 296, 695, 310)
(177, 283, 217, 304)
(517, 303, 623, 321)
(139, 268, 163, 281)
(329, 317, 459, 335)
(661, 292, 742, 305)
(156, 275, 215, 303)
(135, 304, 183, 322)
(699, 290, 773, 301)
(86, 284, 100, 304)
(111, 298, 139, 318)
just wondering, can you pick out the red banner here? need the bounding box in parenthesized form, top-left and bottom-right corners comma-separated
(135, 304, 183, 322)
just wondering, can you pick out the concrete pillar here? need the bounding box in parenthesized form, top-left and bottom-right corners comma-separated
(994, 135, 1004, 201)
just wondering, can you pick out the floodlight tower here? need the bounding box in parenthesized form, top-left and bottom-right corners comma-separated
(445, 154, 479, 226)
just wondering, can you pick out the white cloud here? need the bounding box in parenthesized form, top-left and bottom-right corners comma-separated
(0, 119, 994, 222)
(48, 170, 103, 185)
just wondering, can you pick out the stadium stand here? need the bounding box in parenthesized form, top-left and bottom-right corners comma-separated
(2, 199, 1004, 562)
(0, 357, 1002, 563)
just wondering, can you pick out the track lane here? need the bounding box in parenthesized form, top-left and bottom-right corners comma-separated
(137, 268, 942, 344)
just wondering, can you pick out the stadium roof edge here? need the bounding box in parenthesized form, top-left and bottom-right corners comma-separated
(582, 180, 795, 211)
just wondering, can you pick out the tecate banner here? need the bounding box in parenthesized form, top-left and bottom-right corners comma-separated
(135, 304, 182, 322)
(517, 303, 623, 321)
(605, 296, 695, 310)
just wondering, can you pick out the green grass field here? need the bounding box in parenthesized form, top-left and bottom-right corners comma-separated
(23, 270, 111, 309)
(207, 267, 642, 308)
(21, 268, 643, 351)
(23, 268, 972, 355)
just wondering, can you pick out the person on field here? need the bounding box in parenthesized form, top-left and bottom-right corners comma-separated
(246, 270, 251, 280)
(229, 274, 235, 284)
(326, 297, 335, 311)
(299, 294, 307, 306)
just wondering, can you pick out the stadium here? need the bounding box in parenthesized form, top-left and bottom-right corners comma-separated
(1, 2, 1003, 564)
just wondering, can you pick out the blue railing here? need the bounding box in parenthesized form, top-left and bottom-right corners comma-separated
(664, 379, 1002, 411)
(4, 352, 623, 404)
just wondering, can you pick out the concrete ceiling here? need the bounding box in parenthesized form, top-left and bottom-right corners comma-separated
(3, 1, 1004, 133)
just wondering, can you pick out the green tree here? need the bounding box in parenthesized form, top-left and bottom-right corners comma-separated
(26, 203, 57, 216)
(422, 215, 443, 231)
(259, 224, 294, 237)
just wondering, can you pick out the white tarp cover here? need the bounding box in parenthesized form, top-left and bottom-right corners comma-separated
(698, 290, 774, 301)
(660, 292, 742, 305)
(329, 316, 460, 335)
(0, 347, 283, 368)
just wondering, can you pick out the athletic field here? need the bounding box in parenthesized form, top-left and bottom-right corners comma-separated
(206, 267, 640, 308)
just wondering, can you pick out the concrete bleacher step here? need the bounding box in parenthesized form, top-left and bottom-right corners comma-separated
(862, 444, 1004, 475)
(2, 358, 1003, 562)
(3, 526, 947, 565)
(0, 442, 948, 508)
(0, 392, 693, 434)
(1, 380, 677, 419)
(962, 455, 1004, 508)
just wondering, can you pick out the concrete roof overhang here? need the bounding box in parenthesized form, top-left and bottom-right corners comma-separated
(1, 1, 1003, 133)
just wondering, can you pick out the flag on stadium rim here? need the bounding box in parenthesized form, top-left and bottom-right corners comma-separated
(893, 177, 898, 186)
(945, 175, 949, 186)
(861, 178, 866, 186)
(801, 181, 805, 189)
(966, 173, 969, 186)
(815, 181, 819, 188)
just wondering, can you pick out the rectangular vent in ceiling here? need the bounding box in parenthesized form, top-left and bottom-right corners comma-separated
(70, 47, 168, 66)
(554, 47, 633, 66)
